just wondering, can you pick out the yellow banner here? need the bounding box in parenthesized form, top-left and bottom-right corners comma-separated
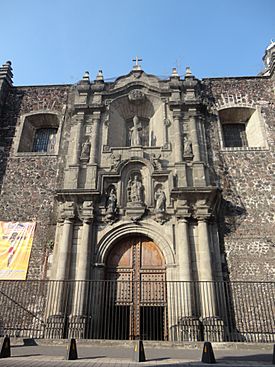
(0, 222, 36, 280)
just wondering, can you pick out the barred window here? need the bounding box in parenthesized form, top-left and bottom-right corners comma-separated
(17, 113, 60, 154)
(32, 128, 57, 153)
(222, 123, 248, 148)
(218, 107, 267, 149)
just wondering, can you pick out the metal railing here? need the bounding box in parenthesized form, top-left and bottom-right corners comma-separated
(0, 280, 274, 342)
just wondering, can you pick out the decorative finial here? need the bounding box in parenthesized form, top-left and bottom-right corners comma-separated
(82, 71, 90, 82)
(96, 69, 104, 81)
(171, 67, 179, 77)
(185, 66, 193, 77)
(132, 56, 142, 71)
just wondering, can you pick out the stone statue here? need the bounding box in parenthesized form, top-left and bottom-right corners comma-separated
(155, 188, 166, 213)
(80, 138, 91, 160)
(130, 115, 142, 146)
(184, 136, 193, 155)
(105, 188, 118, 223)
(128, 175, 143, 203)
(106, 188, 117, 214)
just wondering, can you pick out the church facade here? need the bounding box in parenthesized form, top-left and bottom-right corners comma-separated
(0, 43, 274, 341)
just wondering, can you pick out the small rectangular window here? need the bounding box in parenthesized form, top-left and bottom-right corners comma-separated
(32, 128, 57, 153)
(222, 124, 248, 148)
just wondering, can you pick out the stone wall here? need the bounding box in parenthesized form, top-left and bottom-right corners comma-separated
(0, 85, 70, 279)
(203, 77, 275, 281)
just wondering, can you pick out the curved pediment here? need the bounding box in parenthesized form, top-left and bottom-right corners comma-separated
(109, 70, 163, 91)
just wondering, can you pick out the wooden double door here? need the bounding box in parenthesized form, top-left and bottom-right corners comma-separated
(106, 236, 167, 340)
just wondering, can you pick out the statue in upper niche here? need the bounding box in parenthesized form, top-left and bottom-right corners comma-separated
(183, 136, 193, 156)
(80, 138, 91, 160)
(155, 188, 166, 213)
(130, 115, 142, 146)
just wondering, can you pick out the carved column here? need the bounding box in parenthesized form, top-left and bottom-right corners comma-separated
(197, 216, 223, 340)
(71, 112, 84, 165)
(163, 118, 170, 149)
(189, 109, 200, 162)
(173, 110, 183, 162)
(175, 218, 200, 341)
(70, 201, 94, 338)
(45, 201, 75, 338)
(85, 112, 101, 189)
(89, 112, 101, 164)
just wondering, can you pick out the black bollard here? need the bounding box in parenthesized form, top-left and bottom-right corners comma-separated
(0, 335, 11, 358)
(133, 340, 146, 362)
(66, 338, 78, 360)
(201, 341, 216, 364)
(272, 344, 275, 365)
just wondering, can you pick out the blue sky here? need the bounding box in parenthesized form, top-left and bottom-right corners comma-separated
(1, 0, 274, 85)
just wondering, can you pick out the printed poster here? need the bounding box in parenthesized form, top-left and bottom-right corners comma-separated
(0, 222, 36, 280)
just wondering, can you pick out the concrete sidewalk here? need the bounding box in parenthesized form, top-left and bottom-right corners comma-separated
(0, 339, 273, 366)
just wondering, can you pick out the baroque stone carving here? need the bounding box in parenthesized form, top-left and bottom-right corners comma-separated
(150, 153, 162, 170)
(80, 138, 91, 161)
(109, 153, 121, 171)
(183, 136, 193, 157)
(127, 175, 144, 205)
(105, 186, 118, 224)
(155, 188, 166, 213)
(129, 116, 142, 146)
(154, 187, 168, 224)
(128, 89, 145, 103)
(81, 201, 94, 222)
(58, 201, 75, 221)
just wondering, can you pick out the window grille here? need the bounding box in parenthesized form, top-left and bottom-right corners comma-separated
(222, 123, 248, 148)
(32, 128, 57, 153)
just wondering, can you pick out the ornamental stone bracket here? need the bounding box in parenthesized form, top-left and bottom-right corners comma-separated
(58, 201, 76, 222)
(153, 211, 168, 225)
(194, 199, 212, 220)
(81, 200, 94, 223)
(125, 202, 146, 223)
(175, 199, 192, 219)
(171, 187, 221, 220)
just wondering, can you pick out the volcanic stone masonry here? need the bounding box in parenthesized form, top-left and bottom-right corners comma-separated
(0, 42, 274, 284)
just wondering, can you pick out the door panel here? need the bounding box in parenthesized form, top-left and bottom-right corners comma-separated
(106, 236, 166, 340)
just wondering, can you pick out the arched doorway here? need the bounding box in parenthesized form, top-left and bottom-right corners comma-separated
(105, 235, 167, 340)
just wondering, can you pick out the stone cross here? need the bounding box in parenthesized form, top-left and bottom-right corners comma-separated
(132, 56, 142, 70)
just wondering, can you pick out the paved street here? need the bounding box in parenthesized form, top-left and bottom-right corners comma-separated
(0, 340, 273, 366)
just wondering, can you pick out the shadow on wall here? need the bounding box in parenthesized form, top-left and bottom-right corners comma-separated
(0, 89, 24, 192)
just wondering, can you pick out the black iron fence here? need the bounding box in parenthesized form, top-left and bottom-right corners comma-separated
(0, 280, 274, 342)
